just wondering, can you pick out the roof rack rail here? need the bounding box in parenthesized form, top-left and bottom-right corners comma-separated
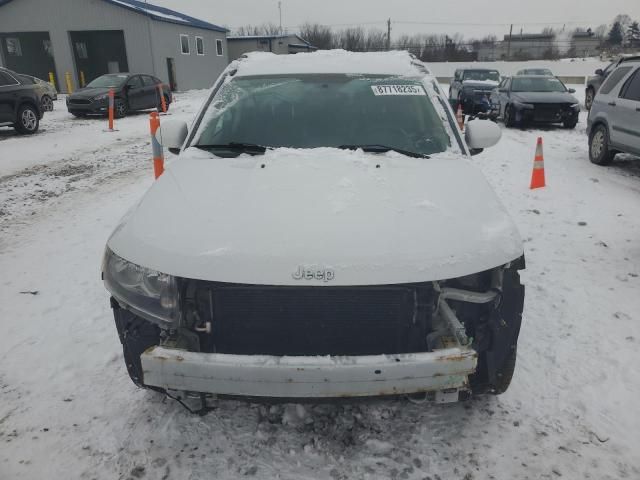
(618, 55, 640, 64)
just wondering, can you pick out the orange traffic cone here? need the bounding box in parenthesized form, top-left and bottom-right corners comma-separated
(456, 102, 464, 130)
(530, 137, 546, 189)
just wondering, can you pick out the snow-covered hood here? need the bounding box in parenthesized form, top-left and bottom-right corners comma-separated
(511, 91, 579, 104)
(107, 148, 523, 286)
(462, 80, 499, 90)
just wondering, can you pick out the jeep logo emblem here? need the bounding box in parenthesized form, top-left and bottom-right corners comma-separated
(292, 265, 335, 282)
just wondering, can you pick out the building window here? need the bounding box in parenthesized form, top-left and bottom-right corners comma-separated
(196, 36, 205, 55)
(216, 39, 224, 56)
(6, 38, 22, 56)
(43, 39, 54, 57)
(75, 42, 88, 60)
(180, 34, 190, 55)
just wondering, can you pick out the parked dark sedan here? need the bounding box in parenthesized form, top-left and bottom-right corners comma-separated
(66, 73, 172, 118)
(491, 76, 580, 129)
(0, 67, 44, 134)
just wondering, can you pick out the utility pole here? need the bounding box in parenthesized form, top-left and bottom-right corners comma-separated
(278, 2, 283, 35)
(506, 24, 513, 60)
(387, 18, 392, 51)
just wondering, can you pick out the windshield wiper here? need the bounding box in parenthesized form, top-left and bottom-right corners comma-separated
(194, 142, 268, 154)
(338, 144, 429, 159)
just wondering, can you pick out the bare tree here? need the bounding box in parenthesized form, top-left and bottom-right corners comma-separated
(298, 23, 333, 49)
(234, 23, 282, 36)
(365, 29, 388, 52)
(335, 27, 366, 51)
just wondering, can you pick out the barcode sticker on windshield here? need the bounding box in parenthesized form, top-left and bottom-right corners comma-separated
(371, 85, 426, 96)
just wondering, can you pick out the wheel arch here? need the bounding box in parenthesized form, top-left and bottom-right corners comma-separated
(17, 98, 41, 116)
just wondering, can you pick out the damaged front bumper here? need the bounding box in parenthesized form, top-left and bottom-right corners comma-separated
(141, 346, 477, 400)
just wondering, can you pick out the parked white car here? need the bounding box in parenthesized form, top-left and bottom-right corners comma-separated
(102, 51, 525, 406)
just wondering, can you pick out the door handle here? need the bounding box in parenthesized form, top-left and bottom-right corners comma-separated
(636, 107, 640, 112)
(608, 101, 617, 106)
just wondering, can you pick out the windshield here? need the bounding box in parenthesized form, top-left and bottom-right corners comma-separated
(511, 77, 566, 92)
(462, 70, 500, 82)
(85, 74, 128, 88)
(192, 75, 452, 157)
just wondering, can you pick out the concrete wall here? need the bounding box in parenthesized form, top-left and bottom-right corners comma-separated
(0, 0, 227, 92)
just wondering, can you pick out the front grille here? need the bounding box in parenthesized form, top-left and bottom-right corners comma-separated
(69, 98, 91, 105)
(185, 282, 434, 356)
(473, 90, 491, 99)
(532, 103, 570, 122)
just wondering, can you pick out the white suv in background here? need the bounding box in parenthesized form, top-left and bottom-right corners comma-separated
(587, 57, 640, 165)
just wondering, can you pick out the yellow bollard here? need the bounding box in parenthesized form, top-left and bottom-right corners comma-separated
(48, 72, 57, 92)
(65, 72, 74, 94)
(80, 70, 86, 88)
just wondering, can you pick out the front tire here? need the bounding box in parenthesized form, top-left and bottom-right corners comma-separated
(14, 104, 40, 134)
(114, 98, 128, 118)
(41, 95, 54, 112)
(585, 87, 595, 110)
(490, 347, 517, 394)
(563, 118, 578, 129)
(589, 124, 615, 165)
(503, 104, 515, 128)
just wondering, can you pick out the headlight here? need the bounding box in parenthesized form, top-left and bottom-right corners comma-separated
(93, 94, 109, 102)
(571, 103, 581, 110)
(512, 100, 534, 110)
(102, 248, 181, 326)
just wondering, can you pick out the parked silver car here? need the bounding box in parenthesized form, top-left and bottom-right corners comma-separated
(587, 57, 640, 165)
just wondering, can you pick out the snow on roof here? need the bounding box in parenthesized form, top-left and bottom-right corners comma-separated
(227, 34, 298, 40)
(103, 0, 228, 32)
(234, 50, 431, 78)
(0, 0, 228, 32)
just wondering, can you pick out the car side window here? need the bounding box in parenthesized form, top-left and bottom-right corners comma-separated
(142, 75, 156, 87)
(127, 76, 144, 88)
(0, 71, 18, 86)
(619, 68, 640, 101)
(599, 67, 633, 95)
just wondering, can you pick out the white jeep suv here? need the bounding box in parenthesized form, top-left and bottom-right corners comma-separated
(102, 51, 525, 405)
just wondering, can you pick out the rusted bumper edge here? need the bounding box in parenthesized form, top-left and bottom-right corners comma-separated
(140, 346, 478, 398)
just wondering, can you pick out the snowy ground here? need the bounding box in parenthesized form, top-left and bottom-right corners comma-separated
(1, 89, 640, 480)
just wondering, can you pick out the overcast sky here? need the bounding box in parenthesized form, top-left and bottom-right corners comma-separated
(150, 0, 640, 39)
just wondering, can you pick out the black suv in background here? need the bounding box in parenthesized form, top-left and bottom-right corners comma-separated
(449, 68, 501, 114)
(67, 73, 172, 118)
(0, 67, 44, 134)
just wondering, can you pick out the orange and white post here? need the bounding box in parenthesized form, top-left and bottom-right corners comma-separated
(149, 112, 165, 179)
(158, 84, 167, 114)
(108, 89, 115, 131)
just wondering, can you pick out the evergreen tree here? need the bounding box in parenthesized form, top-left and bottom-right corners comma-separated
(607, 21, 625, 45)
(627, 21, 640, 44)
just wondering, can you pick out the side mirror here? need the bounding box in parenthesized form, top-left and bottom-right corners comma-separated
(568, 88, 576, 94)
(465, 119, 502, 155)
(158, 120, 188, 154)
(595, 68, 604, 76)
